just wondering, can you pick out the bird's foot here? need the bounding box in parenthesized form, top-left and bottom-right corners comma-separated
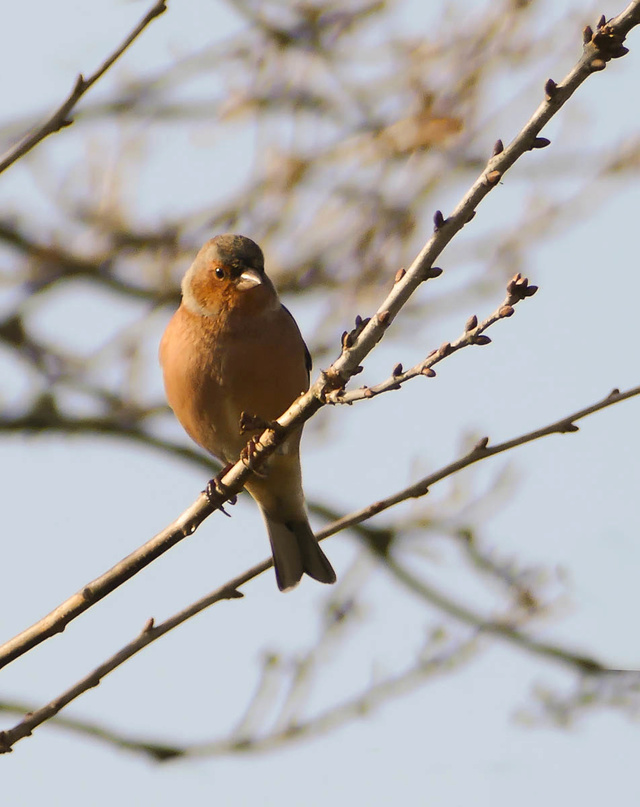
(239, 411, 284, 436)
(205, 465, 238, 508)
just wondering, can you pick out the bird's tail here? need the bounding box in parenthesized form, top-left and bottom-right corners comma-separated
(263, 514, 336, 592)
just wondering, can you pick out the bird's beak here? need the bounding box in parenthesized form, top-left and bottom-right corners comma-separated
(236, 268, 263, 290)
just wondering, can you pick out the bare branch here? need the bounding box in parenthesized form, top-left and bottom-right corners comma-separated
(0, 637, 477, 759)
(0, 0, 167, 176)
(332, 273, 536, 404)
(1, 384, 638, 753)
(321, 386, 640, 529)
(0, 491, 225, 672)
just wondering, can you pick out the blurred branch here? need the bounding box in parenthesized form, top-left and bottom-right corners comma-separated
(0, 0, 167, 176)
(0, 697, 185, 761)
(385, 556, 608, 673)
(518, 670, 640, 727)
(1, 383, 638, 752)
(0, 406, 217, 476)
(0, 218, 180, 302)
(0, 636, 477, 760)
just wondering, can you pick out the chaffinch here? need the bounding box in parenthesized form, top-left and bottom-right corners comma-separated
(160, 234, 336, 591)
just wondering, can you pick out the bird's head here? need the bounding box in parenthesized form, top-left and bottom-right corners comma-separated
(181, 234, 278, 318)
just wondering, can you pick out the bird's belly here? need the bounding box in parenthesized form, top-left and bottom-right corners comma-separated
(162, 314, 308, 465)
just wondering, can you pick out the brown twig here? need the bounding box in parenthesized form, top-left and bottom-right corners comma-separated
(0, 0, 168, 176)
(332, 273, 537, 404)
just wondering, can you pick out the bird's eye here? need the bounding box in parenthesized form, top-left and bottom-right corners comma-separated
(214, 266, 225, 280)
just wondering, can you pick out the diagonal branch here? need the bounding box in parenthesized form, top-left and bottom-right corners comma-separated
(0, 637, 478, 759)
(319, 386, 640, 529)
(1, 384, 638, 753)
(0, 0, 168, 176)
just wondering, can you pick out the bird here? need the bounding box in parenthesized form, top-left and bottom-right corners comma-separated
(160, 234, 336, 591)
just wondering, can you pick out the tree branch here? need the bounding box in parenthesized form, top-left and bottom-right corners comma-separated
(0, 636, 478, 759)
(1, 384, 638, 752)
(332, 273, 536, 404)
(318, 386, 640, 530)
(0, 0, 168, 176)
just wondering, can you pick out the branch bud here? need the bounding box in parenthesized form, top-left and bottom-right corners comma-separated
(465, 314, 478, 331)
(531, 137, 551, 149)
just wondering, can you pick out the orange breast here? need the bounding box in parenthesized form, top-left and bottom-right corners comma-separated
(160, 303, 309, 464)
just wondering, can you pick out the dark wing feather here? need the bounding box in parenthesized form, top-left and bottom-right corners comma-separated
(281, 304, 312, 379)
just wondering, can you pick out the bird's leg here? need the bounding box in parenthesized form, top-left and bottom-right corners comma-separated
(205, 464, 238, 510)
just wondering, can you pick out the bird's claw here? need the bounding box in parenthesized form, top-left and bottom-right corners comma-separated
(240, 436, 268, 477)
(239, 411, 284, 436)
(205, 464, 238, 506)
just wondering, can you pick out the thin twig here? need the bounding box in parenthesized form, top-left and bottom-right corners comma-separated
(332, 273, 536, 404)
(0, 0, 168, 176)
